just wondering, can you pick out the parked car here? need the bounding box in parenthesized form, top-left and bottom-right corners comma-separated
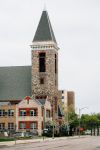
(32, 130, 38, 136)
(14, 132, 25, 138)
(14, 131, 38, 138)
(84, 130, 91, 135)
(24, 131, 38, 137)
(43, 128, 49, 134)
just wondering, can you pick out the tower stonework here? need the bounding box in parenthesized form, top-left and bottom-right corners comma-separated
(31, 11, 59, 119)
(31, 47, 58, 98)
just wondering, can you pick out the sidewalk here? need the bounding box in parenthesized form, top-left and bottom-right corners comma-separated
(0, 136, 88, 147)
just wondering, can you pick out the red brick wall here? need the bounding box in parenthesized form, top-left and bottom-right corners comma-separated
(18, 121, 38, 129)
(19, 108, 38, 116)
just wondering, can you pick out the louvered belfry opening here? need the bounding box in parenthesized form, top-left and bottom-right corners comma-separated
(39, 53, 46, 72)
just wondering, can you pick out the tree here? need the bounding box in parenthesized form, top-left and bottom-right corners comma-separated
(81, 114, 100, 135)
(60, 102, 79, 135)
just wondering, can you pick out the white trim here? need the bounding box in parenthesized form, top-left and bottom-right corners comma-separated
(31, 41, 57, 46)
(30, 41, 59, 51)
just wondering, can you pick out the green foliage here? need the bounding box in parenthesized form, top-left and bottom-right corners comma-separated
(63, 106, 100, 130)
(81, 114, 100, 129)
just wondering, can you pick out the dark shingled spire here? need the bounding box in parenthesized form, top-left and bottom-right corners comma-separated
(33, 10, 57, 43)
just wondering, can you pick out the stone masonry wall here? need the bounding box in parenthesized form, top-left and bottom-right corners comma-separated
(31, 48, 59, 119)
(31, 49, 58, 98)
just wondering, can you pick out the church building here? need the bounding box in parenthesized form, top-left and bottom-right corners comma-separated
(0, 10, 64, 135)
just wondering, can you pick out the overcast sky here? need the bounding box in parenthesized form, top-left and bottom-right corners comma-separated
(0, 0, 100, 114)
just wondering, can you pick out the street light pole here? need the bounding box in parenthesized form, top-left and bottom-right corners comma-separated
(42, 105, 45, 140)
(14, 124, 17, 145)
(66, 106, 69, 136)
(79, 108, 81, 137)
(79, 107, 88, 137)
(52, 98, 55, 139)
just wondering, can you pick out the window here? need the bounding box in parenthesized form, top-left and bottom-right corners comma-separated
(0, 123, 5, 130)
(19, 122, 26, 129)
(62, 90, 64, 94)
(39, 53, 46, 72)
(30, 122, 37, 129)
(0, 110, 5, 116)
(55, 54, 57, 73)
(40, 78, 44, 84)
(8, 123, 14, 130)
(62, 96, 64, 99)
(30, 109, 37, 116)
(19, 110, 26, 116)
(27, 100, 29, 104)
(46, 110, 50, 118)
(8, 109, 14, 116)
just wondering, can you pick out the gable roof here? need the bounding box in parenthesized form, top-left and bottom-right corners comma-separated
(33, 10, 57, 43)
(0, 66, 31, 100)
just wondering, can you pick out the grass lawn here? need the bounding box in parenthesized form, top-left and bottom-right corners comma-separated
(0, 138, 15, 142)
(0, 136, 48, 142)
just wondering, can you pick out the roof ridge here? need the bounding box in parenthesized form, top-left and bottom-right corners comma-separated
(0, 65, 31, 68)
(46, 11, 56, 43)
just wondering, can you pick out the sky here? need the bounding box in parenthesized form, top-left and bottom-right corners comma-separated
(0, 0, 100, 114)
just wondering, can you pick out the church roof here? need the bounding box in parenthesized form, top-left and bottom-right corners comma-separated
(0, 66, 31, 100)
(37, 99, 46, 105)
(33, 10, 57, 43)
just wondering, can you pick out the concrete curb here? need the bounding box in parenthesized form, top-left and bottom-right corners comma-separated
(0, 136, 89, 147)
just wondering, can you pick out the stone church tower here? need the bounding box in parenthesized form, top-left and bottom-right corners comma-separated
(31, 10, 60, 119)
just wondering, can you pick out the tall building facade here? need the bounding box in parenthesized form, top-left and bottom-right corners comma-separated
(61, 90, 75, 112)
(67, 91, 75, 110)
(31, 10, 60, 119)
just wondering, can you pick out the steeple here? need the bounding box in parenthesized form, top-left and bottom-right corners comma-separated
(33, 10, 57, 43)
(31, 10, 59, 122)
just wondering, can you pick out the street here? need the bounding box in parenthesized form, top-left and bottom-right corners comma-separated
(1, 136, 100, 150)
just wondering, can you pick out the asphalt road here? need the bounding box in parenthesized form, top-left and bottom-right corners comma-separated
(1, 136, 100, 150)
